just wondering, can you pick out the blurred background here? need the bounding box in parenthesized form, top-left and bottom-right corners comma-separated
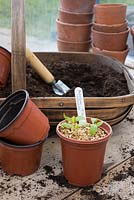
(0, 0, 133, 56)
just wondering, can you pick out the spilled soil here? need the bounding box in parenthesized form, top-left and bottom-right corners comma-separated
(0, 61, 129, 98)
(80, 186, 114, 200)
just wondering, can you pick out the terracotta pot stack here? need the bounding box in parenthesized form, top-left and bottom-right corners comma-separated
(0, 47, 11, 87)
(57, 0, 96, 52)
(92, 3, 129, 63)
(0, 90, 50, 176)
(131, 25, 134, 52)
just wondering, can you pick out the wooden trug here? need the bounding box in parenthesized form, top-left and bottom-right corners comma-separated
(7, 0, 134, 125)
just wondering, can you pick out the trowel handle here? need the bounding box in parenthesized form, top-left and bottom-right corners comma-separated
(26, 48, 54, 84)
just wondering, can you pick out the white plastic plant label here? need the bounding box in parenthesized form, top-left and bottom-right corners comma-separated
(74, 87, 87, 124)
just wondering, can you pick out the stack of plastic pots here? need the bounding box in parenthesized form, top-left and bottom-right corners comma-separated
(0, 90, 50, 176)
(92, 3, 130, 63)
(57, 0, 96, 52)
(0, 47, 11, 87)
(131, 26, 134, 51)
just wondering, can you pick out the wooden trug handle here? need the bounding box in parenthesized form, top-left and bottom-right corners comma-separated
(26, 48, 54, 84)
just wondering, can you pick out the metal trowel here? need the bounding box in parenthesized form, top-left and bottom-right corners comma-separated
(26, 48, 70, 96)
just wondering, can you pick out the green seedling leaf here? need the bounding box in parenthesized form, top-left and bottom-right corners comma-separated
(71, 116, 76, 124)
(91, 118, 98, 124)
(76, 116, 85, 122)
(90, 124, 98, 135)
(61, 123, 74, 129)
(96, 121, 103, 127)
(63, 113, 71, 122)
(74, 124, 80, 129)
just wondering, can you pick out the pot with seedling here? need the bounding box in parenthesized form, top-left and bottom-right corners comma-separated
(56, 87, 112, 186)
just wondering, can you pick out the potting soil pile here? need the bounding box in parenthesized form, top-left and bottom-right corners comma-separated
(0, 61, 129, 97)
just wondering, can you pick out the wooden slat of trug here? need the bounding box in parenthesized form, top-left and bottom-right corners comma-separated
(11, 0, 26, 91)
(41, 106, 132, 126)
(42, 107, 128, 120)
(31, 52, 134, 108)
(31, 95, 134, 108)
(106, 106, 132, 125)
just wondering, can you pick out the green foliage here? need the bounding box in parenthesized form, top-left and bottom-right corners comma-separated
(90, 118, 103, 136)
(62, 114, 103, 136)
(62, 114, 85, 130)
(0, 0, 59, 39)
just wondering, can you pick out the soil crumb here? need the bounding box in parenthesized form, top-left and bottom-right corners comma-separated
(43, 165, 53, 174)
(80, 187, 113, 200)
(47, 173, 76, 188)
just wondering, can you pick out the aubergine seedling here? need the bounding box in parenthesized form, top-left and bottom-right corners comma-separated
(60, 114, 104, 140)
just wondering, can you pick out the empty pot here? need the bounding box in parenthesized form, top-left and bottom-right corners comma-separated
(92, 44, 129, 64)
(94, 3, 127, 25)
(0, 90, 50, 145)
(0, 137, 45, 176)
(59, 9, 93, 24)
(57, 19, 92, 42)
(92, 28, 129, 51)
(0, 47, 11, 87)
(60, 0, 96, 13)
(57, 38, 91, 52)
(93, 21, 128, 33)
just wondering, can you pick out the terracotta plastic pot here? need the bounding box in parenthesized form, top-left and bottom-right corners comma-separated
(57, 38, 91, 52)
(56, 117, 112, 186)
(94, 4, 127, 25)
(59, 9, 93, 24)
(0, 137, 45, 176)
(92, 44, 129, 64)
(0, 47, 11, 87)
(93, 21, 128, 33)
(0, 90, 50, 145)
(131, 26, 134, 48)
(57, 19, 92, 42)
(60, 0, 96, 13)
(0, 144, 1, 164)
(131, 25, 134, 37)
(92, 28, 129, 51)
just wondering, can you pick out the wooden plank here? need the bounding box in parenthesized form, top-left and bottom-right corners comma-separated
(41, 106, 132, 126)
(41, 107, 128, 121)
(106, 105, 132, 125)
(11, 0, 26, 91)
(31, 95, 134, 108)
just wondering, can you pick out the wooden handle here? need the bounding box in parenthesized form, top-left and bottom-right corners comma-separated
(11, 0, 26, 91)
(131, 26, 134, 37)
(26, 48, 54, 84)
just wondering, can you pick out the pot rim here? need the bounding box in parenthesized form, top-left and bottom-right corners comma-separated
(56, 118, 112, 145)
(57, 38, 91, 44)
(0, 90, 29, 132)
(0, 46, 11, 62)
(59, 8, 93, 16)
(131, 25, 134, 36)
(0, 135, 48, 149)
(92, 27, 130, 35)
(92, 43, 130, 54)
(94, 3, 127, 8)
(93, 20, 128, 28)
(56, 19, 92, 27)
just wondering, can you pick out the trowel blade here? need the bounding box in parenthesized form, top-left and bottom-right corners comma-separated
(52, 80, 70, 96)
